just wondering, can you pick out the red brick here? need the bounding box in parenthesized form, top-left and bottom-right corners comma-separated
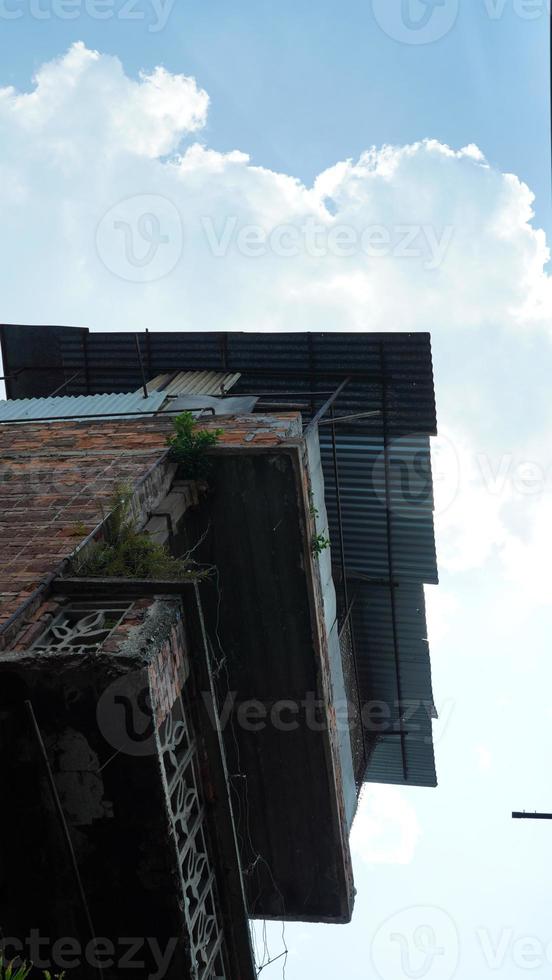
(0, 413, 298, 647)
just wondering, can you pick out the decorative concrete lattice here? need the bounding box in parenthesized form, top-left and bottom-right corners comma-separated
(32, 601, 130, 654)
(159, 692, 229, 980)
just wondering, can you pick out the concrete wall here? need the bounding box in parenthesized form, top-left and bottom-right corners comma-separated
(305, 425, 357, 829)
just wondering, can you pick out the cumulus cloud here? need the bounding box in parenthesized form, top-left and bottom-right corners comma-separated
(3, 42, 552, 610)
(476, 745, 493, 772)
(431, 422, 552, 605)
(351, 786, 422, 865)
(0, 42, 550, 333)
(0, 42, 208, 160)
(431, 426, 511, 574)
(424, 585, 458, 646)
(499, 495, 552, 608)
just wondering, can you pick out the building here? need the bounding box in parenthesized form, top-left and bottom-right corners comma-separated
(0, 325, 439, 979)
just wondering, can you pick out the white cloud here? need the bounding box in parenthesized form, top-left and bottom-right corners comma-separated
(476, 745, 493, 772)
(432, 424, 552, 606)
(351, 786, 421, 865)
(3, 43, 552, 602)
(499, 495, 552, 608)
(424, 585, 458, 646)
(0, 43, 550, 333)
(1, 42, 208, 161)
(433, 426, 510, 574)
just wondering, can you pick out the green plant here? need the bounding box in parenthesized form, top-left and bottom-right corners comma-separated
(70, 520, 88, 537)
(0, 956, 64, 979)
(0, 956, 32, 979)
(73, 484, 209, 582)
(307, 487, 319, 520)
(311, 532, 330, 556)
(166, 412, 223, 479)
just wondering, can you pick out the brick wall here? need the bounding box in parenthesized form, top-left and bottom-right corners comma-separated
(0, 419, 170, 640)
(0, 412, 300, 646)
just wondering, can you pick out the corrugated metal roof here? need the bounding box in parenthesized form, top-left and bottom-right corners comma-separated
(365, 736, 437, 787)
(145, 370, 241, 397)
(33, 329, 437, 435)
(160, 394, 259, 415)
(351, 582, 436, 787)
(318, 429, 438, 789)
(0, 390, 166, 422)
(320, 432, 438, 585)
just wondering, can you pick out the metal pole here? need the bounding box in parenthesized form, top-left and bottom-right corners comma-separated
(380, 342, 408, 783)
(134, 334, 149, 399)
(0, 406, 216, 423)
(317, 410, 381, 426)
(512, 812, 552, 819)
(48, 370, 82, 397)
(330, 405, 367, 779)
(330, 403, 350, 620)
(305, 377, 350, 434)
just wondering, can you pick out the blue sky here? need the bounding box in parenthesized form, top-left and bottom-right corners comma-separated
(1, 2, 552, 979)
(1, 0, 550, 234)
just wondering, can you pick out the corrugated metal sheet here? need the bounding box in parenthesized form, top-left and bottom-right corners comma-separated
(320, 432, 438, 585)
(351, 582, 436, 787)
(229, 333, 436, 435)
(49, 330, 437, 435)
(366, 737, 437, 787)
(145, 370, 241, 397)
(161, 395, 259, 415)
(0, 390, 166, 422)
(319, 429, 438, 788)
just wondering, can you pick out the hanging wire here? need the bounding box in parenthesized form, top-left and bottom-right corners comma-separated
(206, 561, 289, 979)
